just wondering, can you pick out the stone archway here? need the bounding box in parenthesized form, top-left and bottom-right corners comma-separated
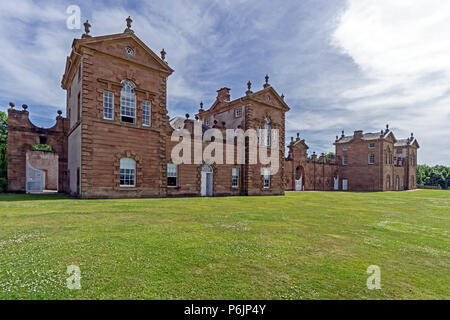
(295, 166, 305, 191)
(26, 150, 59, 192)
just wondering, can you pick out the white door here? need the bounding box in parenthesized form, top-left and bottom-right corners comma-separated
(26, 162, 44, 193)
(342, 179, 348, 191)
(334, 178, 339, 191)
(295, 176, 303, 191)
(201, 165, 213, 197)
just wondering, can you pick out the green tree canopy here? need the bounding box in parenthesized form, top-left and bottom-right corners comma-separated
(417, 165, 450, 189)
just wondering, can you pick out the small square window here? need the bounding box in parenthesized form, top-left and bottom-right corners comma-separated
(369, 143, 375, 149)
(235, 108, 242, 118)
(343, 146, 348, 151)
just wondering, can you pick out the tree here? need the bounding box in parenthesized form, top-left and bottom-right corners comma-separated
(417, 164, 450, 189)
(0, 111, 6, 144)
(0, 111, 7, 184)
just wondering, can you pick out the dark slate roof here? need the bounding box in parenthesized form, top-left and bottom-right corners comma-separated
(394, 139, 410, 147)
(335, 132, 384, 144)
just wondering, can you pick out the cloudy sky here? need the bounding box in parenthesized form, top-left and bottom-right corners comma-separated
(1, 0, 449, 165)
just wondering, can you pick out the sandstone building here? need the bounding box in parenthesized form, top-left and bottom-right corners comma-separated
(6, 18, 419, 197)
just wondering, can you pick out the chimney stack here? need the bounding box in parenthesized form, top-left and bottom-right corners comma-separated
(353, 130, 363, 138)
(216, 88, 231, 102)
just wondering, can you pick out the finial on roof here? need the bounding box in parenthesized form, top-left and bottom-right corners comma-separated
(185, 113, 190, 119)
(82, 20, 91, 38)
(246, 81, 253, 96)
(160, 48, 166, 61)
(291, 137, 294, 143)
(200, 101, 203, 110)
(57, 110, 62, 116)
(281, 93, 285, 100)
(9, 102, 15, 109)
(336, 135, 339, 141)
(411, 132, 414, 138)
(264, 74, 270, 89)
(296, 132, 300, 141)
(124, 16, 134, 34)
(341, 130, 345, 138)
(22, 104, 28, 110)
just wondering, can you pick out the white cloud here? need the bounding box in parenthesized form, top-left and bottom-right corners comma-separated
(332, 0, 450, 165)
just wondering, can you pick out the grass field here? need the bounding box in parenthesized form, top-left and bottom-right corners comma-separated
(0, 190, 448, 300)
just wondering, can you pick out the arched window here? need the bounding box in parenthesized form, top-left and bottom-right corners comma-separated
(120, 158, 136, 187)
(386, 175, 391, 190)
(411, 176, 415, 188)
(264, 118, 271, 147)
(120, 80, 136, 124)
(386, 147, 391, 164)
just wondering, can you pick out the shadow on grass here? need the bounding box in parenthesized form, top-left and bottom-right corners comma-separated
(0, 193, 71, 202)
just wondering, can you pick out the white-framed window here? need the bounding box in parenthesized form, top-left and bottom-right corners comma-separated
(264, 118, 271, 147)
(235, 108, 242, 118)
(142, 100, 151, 127)
(167, 164, 178, 187)
(369, 143, 375, 149)
(103, 91, 114, 120)
(205, 118, 210, 126)
(120, 80, 136, 124)
(343, 145, 348, 151)
(369, 154, 375, 165)
(263, 168, 271, 189)
(232, 168, 239, 188)
(120, 158, 136, 187)
(343, 155, 348, 166)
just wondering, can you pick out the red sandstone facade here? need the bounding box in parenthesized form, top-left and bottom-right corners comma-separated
(6, 19, 419, 197)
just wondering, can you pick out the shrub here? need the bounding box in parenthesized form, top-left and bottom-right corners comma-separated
(0, 177, 7, 193)
(31, 144, 53, 152)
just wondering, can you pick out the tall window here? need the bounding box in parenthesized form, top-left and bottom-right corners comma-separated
(142, 101, 151, 126)
(264, 118, 271, 147)
(343, 155, 348, 166)
(263, 169, 271, 189)
(235, 108, 242, 118)
(386, 175, 391, 190)
(257, 126, 261, 145)
(120, 158, 136, 187)
(77, 92, 81, 122)
(369, 154, 375, 165)
(103, 91, 114, 120)
(167, 164, 178, 187)
(272, 129, 278, 147)
(232, 168, 239, 188)
(120, 80, 136, 124)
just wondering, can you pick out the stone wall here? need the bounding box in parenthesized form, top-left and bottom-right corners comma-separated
(7, 106, 68, 192)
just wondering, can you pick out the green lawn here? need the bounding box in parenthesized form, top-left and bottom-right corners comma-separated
(0, 190, 448, 300)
